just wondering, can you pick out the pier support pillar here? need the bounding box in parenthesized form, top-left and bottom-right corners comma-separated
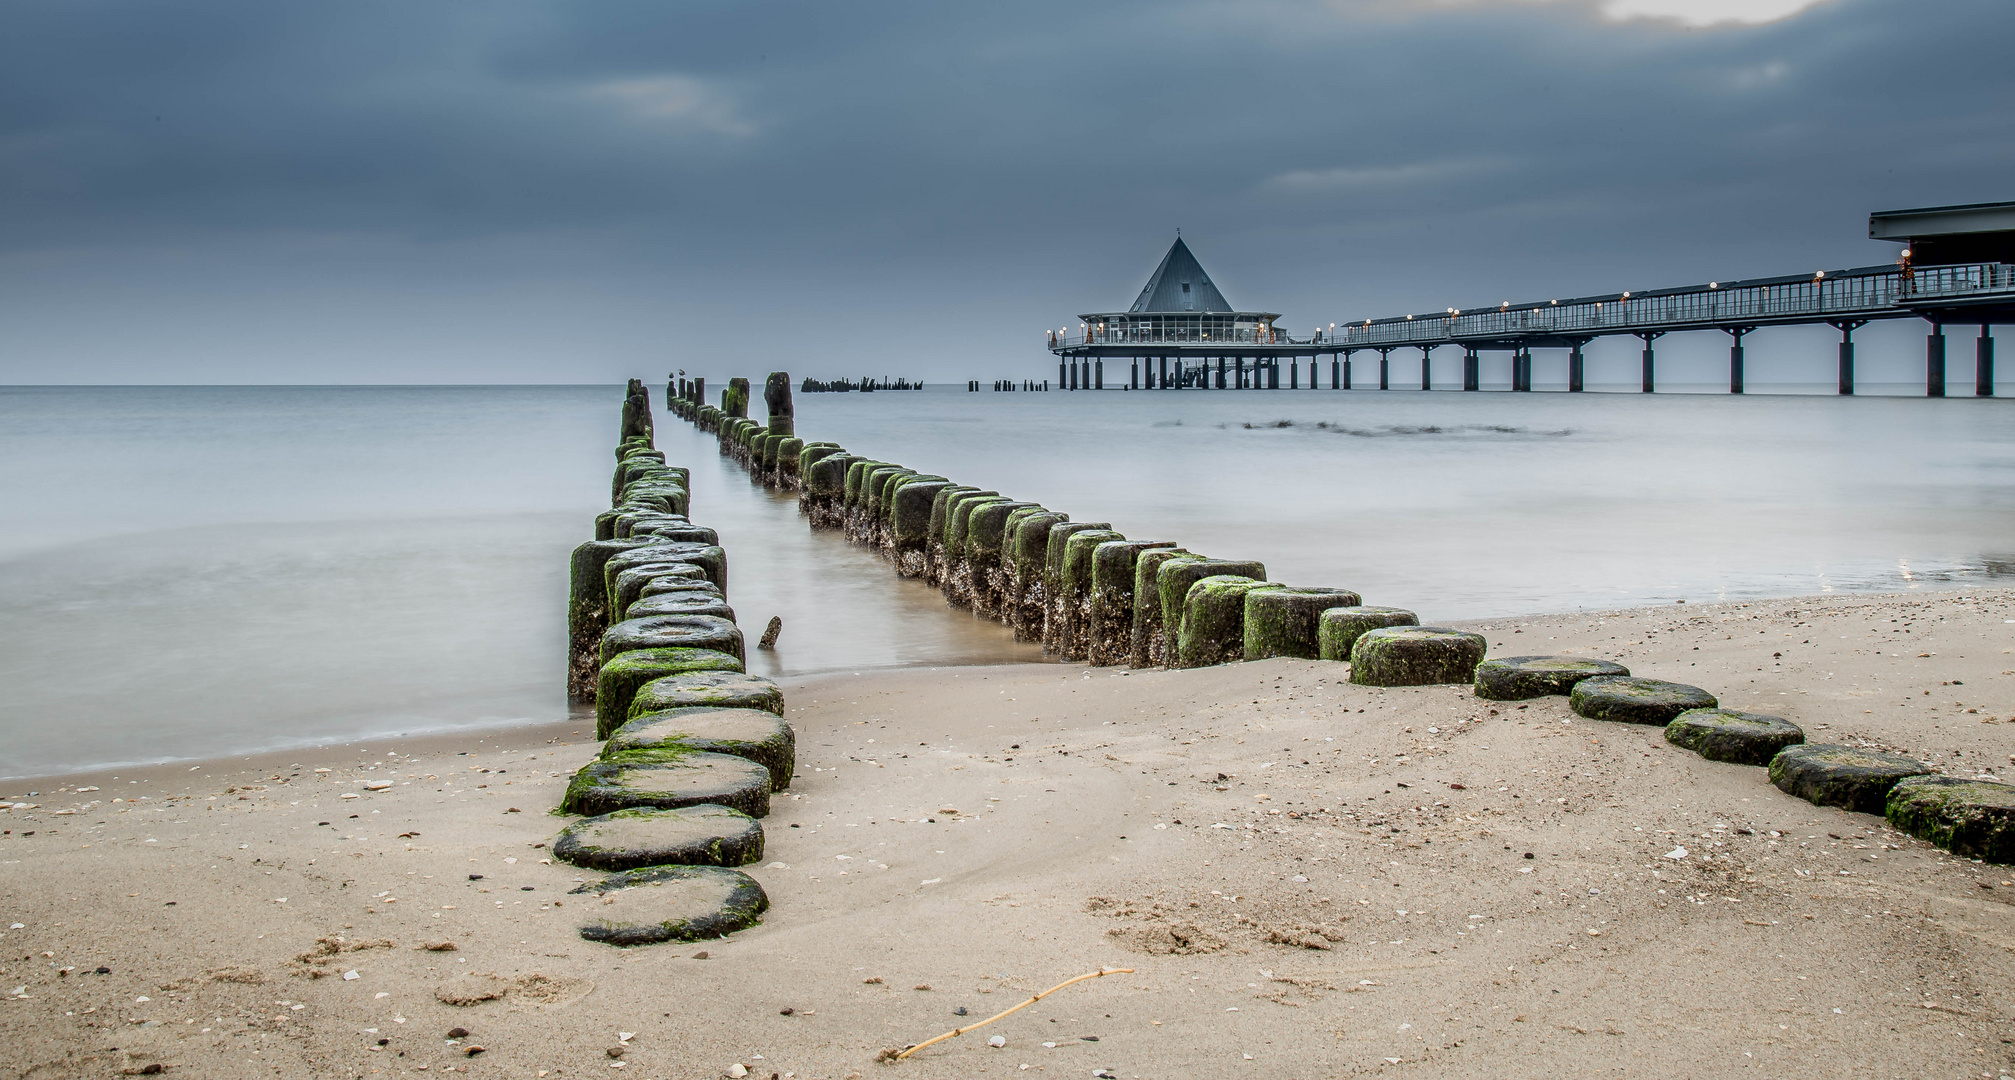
(1568, 344, 1585, 393)
(1269, 360, 1280, 390)
(1637, 333, 1664, 393)
(1216, 357, 1226, 389)
(1463, 349, 1479, 391)
(1130, 359, 1139, 390)
(1331, 357, 1341, 389)
(1059, 360, 1067, 388)
(1420, 346, 1433, 391)
(1830, 320, 1866, 396)
(1290, 359, 1299, 389)
(1378, 349, 1390, 391)
(1158, 357, 1168, 390)
(1724, 327, 1750, 395)
(1926, 323, 1945, 398)
(1095, 360, 1104, 390)
(1980, 326, 1996, 397)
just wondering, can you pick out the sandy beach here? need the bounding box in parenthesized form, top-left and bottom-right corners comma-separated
(3, 587, 2013, 1080)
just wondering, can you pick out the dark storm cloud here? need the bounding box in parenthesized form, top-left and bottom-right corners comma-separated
(2, 0, 2012, 381)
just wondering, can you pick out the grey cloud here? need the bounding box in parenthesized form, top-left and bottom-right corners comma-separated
(1, 0, 2011, 382)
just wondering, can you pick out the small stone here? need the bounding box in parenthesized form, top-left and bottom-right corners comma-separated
(779, 1007, 794, 1015)
(446, 1027, 469, 1039)
(463, 1045, 485, 1057)
(953, 1006, 968, 1016)
(607, 1047, 625, 1059)
(342, 970, 360, 981)
(987, 1035, 1006, 1048)
(692, 951, 709, 960)
(914, 983, 931, 991)
(728, 1065, 749, 1078)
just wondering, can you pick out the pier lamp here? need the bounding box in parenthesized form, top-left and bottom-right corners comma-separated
(1813, 271, 1826, 282)
(1710, 282, 1718, 289)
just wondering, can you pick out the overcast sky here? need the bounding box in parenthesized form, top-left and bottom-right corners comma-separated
(3, 0, 2011, 385)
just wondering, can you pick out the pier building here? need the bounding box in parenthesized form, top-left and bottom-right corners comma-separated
(1047, 202, 2015, 395)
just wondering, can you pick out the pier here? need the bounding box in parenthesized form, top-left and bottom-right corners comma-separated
(1048, 201, 2015, 396)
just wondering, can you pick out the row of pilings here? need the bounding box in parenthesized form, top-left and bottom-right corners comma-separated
(546, 378, 794, 946)
(663, 372, 2015, 867)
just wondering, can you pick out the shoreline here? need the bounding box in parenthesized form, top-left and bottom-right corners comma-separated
(4, 586, 2011, 1078)
(9, 585, 2004, 791)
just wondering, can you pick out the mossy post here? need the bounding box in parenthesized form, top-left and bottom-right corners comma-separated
(568, 536, 661, 702)
(967, 501, 1037, 619)
(1349, 627, 1488, 686)
(601, 614, 745, 672)
(924, 486, 979, 586)
(1158, 559, 1265, 668)
(1007, 512, 1068, 640)
(1664, 709, 1804, 766)
(621, 378, 654, 443)
(724, 378, 750, 419)
(1241, 586, 1362, 661)
(1885, 776, 2015, 863)
(892, 480, 952, 578)
(1038, 521, 1108, 653)
(1087, 540, 1174, 666)
(765, 372, 794, 438)
(1568, 676, 1717, 724)
(1130, 549, 1197, 668)
(1769, 745, 1931, 814)
(1316, 607, 1419, 661)
(605, 706, 796, 789)
(804, 453, 857, 528)
(1177, 577, 1279, 669)
(594, 647, 746, 739)
(944, 495, 1010, 609)
(1057, 528, 1122, 659)
(1473, 656, 1630, 700)
(776, 437, 804, 488)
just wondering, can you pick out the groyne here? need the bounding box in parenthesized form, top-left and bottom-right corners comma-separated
(549, 378, 801, 946)
(660, 373, 2013, 866)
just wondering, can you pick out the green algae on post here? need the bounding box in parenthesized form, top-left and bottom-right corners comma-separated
(600, 613, 744, 667)
(1087, 539, 1174, 666)
(606, 706, 797, 789)
(1130, 549, 1197, 668)
(571, 864, 769, 947)
(1056, 529, 1123, 659)
(1473, 655, 1630, 700)
(1176, 577, 1279, 669)
(1349, 626, 1487, 686)
(629, 670, 785, 720)
(553, 805, 766, 872)
(562, 752, 772, 818)
(1768, 744, 1932, 814)
(1884, 776, 2015, 864)
(1316, 606, 1418, 662)
(568, 536, 663, 702)
(1568, 676, 1716, 725)
(594, 647, 746, 738)
(1241, 586, 1362, 661)
(1157, 558, 1264, 668)
(1663, 708, 1803, 766)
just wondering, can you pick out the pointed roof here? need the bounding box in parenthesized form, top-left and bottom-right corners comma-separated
(1129, 237, 1234, 313)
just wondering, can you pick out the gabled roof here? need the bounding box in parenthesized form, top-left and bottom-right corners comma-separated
(1130, 237, 1234, 313)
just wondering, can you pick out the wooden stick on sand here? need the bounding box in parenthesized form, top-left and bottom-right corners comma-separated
(889, 966, 1136, 1061)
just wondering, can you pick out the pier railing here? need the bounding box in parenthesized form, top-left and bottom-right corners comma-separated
(1049, 262, 2015, 352)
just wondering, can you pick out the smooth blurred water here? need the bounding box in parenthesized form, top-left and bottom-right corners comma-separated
(5, 382, 2014, 778)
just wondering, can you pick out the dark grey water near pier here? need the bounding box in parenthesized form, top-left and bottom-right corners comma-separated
(5, 383, 2014, 778)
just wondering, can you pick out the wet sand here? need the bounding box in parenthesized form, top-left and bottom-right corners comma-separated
(2, 588, 2012, 1079)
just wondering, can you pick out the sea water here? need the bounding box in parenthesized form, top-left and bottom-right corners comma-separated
(4, 383, 2012, 777)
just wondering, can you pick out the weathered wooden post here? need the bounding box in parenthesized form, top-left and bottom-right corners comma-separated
(621, 378, 654, 441)
(724, 378, 750, 419)
(765, 372, 794, 437)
